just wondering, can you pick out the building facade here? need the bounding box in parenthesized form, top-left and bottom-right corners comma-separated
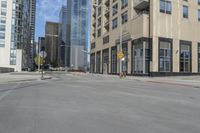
(0, 0, 35, 72)
(64, 0, 90, 70)
(45, 21, 59, 67)
(90, 0, 200, 76)
(58, 6, 70, 67)
(30, 0, 36, 69)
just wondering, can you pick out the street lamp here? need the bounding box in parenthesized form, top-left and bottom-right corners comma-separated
(93, 2, 123, 75)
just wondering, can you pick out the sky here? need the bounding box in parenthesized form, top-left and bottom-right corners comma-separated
(35, 0, 66, 42)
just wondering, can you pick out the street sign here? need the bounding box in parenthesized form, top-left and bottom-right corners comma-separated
(34, 56, 44, 65)
(117, 51, 124, 60)
(39, 51, 47, 58)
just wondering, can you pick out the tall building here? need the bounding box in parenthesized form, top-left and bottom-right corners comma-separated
(0, 0, 35, 72)
(30, 0, 36, 69)
(38, 37, 45, 54)
(58, 6, 69, 67)
(45, 21, 59, 67)
(64, 0, 90, 70)
(90, 0, 200, 76)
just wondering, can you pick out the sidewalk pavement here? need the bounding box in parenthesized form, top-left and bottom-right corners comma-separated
(77, 73, 200, 88)
(0, 72, 51, 84)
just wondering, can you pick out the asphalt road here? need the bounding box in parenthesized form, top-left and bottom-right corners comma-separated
(0, 74, 200, 133)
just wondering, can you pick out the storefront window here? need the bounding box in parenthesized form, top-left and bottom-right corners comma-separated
(159, 39, 172, 72)
(111, 46, 117, 73)
(180, 42, 191, 72)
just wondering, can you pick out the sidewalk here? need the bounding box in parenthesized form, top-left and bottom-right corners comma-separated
(83, 73, 200, 88)
(0, 72, 50, 84)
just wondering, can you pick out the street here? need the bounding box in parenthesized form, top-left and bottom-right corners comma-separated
(0, 74, 200, 133)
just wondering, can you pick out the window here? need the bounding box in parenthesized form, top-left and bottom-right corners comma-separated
(159, 38, 172, 72)
(90, 53, 95, 73)
(111, 46, 117, 73)
(0, 33, 5, 39)
(0, 17, 6, 23)
(1, 9, 7, 16)
(1, 1, 7, 8)
(0, 40, 5, 47)
(166, 1, 172, 14)
(198, 9, 200, 21)
(98, 7, 101, 16)
(0, 25, 5, 31)
(121, 11, 128, 24)
(160, 0, 172, 14)
(180, 41, 191, 72)
(103, 36, 109, 44)
(97, 29, 101, 37)
(198, 43, 200, 72)
(102, 49, 109, 74)
(96, 51, 101, 73)
(122, 43, 128, 72)
(91, 42, 96, 49)
(112, 18, 118, 29)
(98, 17, 101, 27)
(121, 0, 128, 9)
(183, 5, 188, 18)
(133, 40, 150, 74)
(112, 4, 118, 16)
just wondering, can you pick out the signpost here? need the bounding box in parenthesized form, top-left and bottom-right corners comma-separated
(117, 51, 124, 60)
(39, 51, 47, 80)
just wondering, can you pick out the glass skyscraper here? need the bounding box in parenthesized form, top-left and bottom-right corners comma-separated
(65, 0, 90, 70)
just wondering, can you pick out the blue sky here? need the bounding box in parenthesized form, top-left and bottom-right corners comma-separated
(35, 0, 66, 42)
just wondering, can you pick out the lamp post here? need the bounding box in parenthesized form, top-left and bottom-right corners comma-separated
(93, 2, 123, 75)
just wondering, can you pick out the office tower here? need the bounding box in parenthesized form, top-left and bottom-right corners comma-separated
(45, 21, 59, 67)
(90, 0, 200, 76)
(0, 0, 35, 72)
(59, 6, 69, 67)
(65, 0, 90, 70)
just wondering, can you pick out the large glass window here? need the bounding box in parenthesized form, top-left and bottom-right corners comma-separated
(111, 46, 117, 73)
(102, 49, 109, 74)
(132, 40, 150, 74)
(180, 42, 191, 72)
(159, 39, 172, 72)
(122, 43, 128, 73)
(90, 53, 95, 73)
(96, 51, 101, 73)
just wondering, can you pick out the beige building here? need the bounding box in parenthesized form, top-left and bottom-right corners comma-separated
(90, 0, 200, 76)
(45, 21, 59, 67)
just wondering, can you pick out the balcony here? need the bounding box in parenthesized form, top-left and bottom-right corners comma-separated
(92, 22, 96, 27)
(104, 10, 109, 18)
(105, 0, 109, 7)
(104, 21, 109, 31)
(134, 0, 149, 11)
